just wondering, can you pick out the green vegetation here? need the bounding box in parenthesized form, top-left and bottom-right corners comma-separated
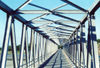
(0, 44, 31, 55)
(97, 39, 100, 55)
(58, 45, 63, 49)
(97, 39, 100, 43)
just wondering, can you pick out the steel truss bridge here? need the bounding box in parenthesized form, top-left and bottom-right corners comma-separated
(0, 0, 100, 68)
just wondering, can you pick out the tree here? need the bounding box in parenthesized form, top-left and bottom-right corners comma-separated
(97, 39, 100, 43)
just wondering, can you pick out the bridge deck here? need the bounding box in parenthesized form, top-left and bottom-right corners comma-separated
(39, 50, 73, 68)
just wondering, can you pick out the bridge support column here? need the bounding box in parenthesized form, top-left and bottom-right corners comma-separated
(18, 24, 27, 68)
(0, 15, 12, 68)
(73, 33, 76, 64)
(44, 39, 47, 60)
(33, 31, 36, 68)
(11, 17, 18, 68)
(87, 14, 99, 68)
(29, 29, 35, 68)
(80, 24, 87, 68)
(24, 26, 29, 68)
(35, 32, 39, 67)
(76, 29, 81, 67)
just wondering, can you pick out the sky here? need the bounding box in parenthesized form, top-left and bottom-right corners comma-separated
(0, 0, 100, 47)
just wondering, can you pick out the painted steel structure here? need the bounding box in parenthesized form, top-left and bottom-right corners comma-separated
(0, 0, 100, 68)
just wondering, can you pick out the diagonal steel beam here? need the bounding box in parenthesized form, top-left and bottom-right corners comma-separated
(15, 0, 32, 11)
(55, 27, 73, 32)
(61, 0, 88, 12)
(0, 1, 51, 40)
(29, 3, 68, 21)
(54, 31, 72, 34)
(29, 3, 80, 22)
(69, 0, 100, 39)
(41, 18, 76, 28)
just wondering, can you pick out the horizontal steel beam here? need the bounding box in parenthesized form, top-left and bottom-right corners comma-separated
(55, 28, 73, 32)
(29, 3, 80, 22)
(61, 0, 87, 12)
(49, 36, 69, 39)
(32, 20, 78, 24)
(69, 0, 100, 38)
(29, 3, 68, 21)
(41, 18, 77, 28)
(0, 1, 50, 39)
(51, 30, 72, 33)
(16, 10, 86, 14)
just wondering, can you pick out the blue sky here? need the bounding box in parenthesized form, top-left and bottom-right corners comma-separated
(0, 0, 100, 46)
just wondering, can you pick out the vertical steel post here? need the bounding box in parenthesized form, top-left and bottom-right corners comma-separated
(24, 26, 29, 68)
(37, 33, 40, 65)
(18, 24, 26, 68)
(0, 14, 12, 68)
(44, 39, 47, 60)
(40, 35, 42, 63)
(87, 14, 99, 68)
(43, 38, 46, 61)
(90, 14, 99, 68)
(29, 29, 34, 68)
(76, 29, 80, 67)
(73, 33, 76, 64)
(10, 17, 18, 68)
(35, 32, 38, 67)
(42, 37, 44, 62)
(33, 31, 36, 68)
(74, 32, 77, 66)
(80, 24, 87, 68)
(41, 36, 43, 62)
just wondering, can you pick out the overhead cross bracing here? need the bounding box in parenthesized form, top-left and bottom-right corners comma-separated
(0, 0, 100, 68)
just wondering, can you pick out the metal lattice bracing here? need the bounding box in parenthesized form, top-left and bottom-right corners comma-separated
(0, 0, 100, 68)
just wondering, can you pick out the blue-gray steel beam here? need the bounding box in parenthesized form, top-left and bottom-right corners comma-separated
(87, 14, 92, 68)
(29, 3, 80, 23)
(18, 24, 26, 68)
(0, 1, 51, 41)
(69, 0, 100, 39)
(41, 18, 76, 28)
(41, 37, 44, 61)
(35, 32, 38, 67)
(16, 10, 86, 14)
(40, 36, 43, 63)
(76, 29, 80, 67)
(39, 35, 42, 64)
(61, 0, 87, 12)
(15, 0, 32, 11)
(79, 25, 83, 67)
(55, 31, 72, 34)
(80, 24, 87, 68)
(44, 39, 48, 60)
(73, 33, 76, 64)
(29, 29, 34, 68)
(55, 28, 73, 32)
(10, 17, 18, 68)
(33, 31, 36, 68)
(72, 34, 75, 63)
(24, 27, 29, 67)
(43, 38, 46, 60)
(87, 14, 99, 68)
(90, 15, 99, 68)
(37, 33, 40, 65)
(0, 15, 12, 68)
(30, 3, 68, 21)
